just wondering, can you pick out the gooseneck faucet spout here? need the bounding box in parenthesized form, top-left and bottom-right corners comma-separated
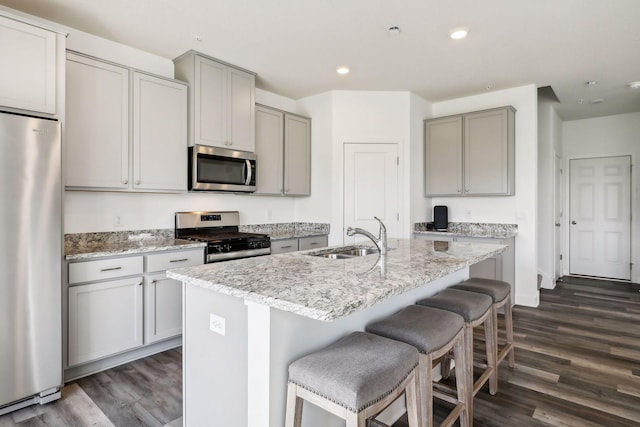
(346, 216, 388, 255)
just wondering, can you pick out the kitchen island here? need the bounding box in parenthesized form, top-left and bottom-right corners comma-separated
(167, 238, 506, 427)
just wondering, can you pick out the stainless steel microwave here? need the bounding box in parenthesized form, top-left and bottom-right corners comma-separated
(189, 145, 257, 192)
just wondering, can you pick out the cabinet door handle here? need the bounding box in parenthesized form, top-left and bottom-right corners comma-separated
(281, 245, 293, 249)
(100, 266, 122, 272)
(151, 278, 173, 285)
(122, 179, 128, 185)
(571, 220, 577, 225)
(135, 180, 141, 185)
(170, 258, 189, 263)
(309, 242, 318, 246)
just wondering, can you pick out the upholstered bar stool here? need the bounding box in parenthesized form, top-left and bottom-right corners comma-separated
(453, 278, 515, 380)
(416, 289, 496, 422)
(366, 305, 470, 427)
(285, 331, 420, 427)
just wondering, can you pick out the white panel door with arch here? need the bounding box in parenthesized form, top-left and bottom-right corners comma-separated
(569, 156, 631, 280)
(344, 143, 400, 244)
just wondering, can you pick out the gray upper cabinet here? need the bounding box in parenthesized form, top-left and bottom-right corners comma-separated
(174, 51, 255, 152)
(255, 105, 284, 194)
(425, 106, 515, 197)
(284, 113, 311, 196)
(255, 104, 311, 196)
(65, 52, 130, 189)
(0, 15, 57, 114)
(65, 52, 188, 192)
(424, 116, 463, 196)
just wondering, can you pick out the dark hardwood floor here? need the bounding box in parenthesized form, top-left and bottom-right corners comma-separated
(395, 276, 640, 426)
(1, 276, 639, 426)
(0, 348, 182, 427)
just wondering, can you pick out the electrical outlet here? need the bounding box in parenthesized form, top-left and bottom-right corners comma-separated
(266, 209, 272, 220)
(114, 215, 124, 227)
(209, 313, 226, 336)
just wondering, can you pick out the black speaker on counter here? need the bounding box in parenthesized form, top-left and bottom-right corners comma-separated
(433, 205, 448, 230)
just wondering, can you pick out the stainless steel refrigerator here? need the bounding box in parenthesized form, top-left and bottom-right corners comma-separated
(0, 110, 62, 414)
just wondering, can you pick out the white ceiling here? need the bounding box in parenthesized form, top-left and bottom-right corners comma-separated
(3, 0, 640, 121)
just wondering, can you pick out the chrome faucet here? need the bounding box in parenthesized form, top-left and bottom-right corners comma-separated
(346, 216, 387, 255)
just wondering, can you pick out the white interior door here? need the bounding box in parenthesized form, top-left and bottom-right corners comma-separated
(569, 156, 631, 280)
(554, 154, 563, 280)
(344, 143, 400, 244)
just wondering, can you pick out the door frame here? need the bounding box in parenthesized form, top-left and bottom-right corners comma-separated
(340, 141, 404, 245)
(554, 152, 563, 281)
(563, 153, 636, 281)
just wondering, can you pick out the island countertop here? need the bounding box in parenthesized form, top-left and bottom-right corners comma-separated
(167, 238, 506, 322)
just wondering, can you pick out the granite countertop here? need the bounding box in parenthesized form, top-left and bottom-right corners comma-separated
(65, 229, 206, 260)
(413, 222, 518, 239)
(166, 238, 506, 322)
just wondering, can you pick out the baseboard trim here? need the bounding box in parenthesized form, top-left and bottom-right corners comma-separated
(64, 336, 182, 382)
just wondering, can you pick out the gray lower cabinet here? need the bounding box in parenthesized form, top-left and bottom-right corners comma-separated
(270, 235, 328, 255)
(425, 106, 515, 196)
(255, 104, 311, 196)
(68, 276, 144, 367)
(66, 248, 203, 371)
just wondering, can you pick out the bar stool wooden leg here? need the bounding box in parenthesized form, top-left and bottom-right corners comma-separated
(504, 300, 515, 368)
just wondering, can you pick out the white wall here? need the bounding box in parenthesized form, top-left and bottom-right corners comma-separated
(537, 94, 563, 288)
(295, 92, 334, 224)
(430, 85, 539, 306)
(410, 93, 433, 225)
(296, 91, 416, 245)
(562, 112, 640, 283)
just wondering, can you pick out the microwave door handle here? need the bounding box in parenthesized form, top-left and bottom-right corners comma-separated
(244, 160, 252, 185)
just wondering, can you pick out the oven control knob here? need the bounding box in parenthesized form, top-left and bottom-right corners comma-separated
(212, 245, 223, 253)
(223, 244, 232, 252)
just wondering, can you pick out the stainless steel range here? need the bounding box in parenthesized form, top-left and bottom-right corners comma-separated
(175, 211, 270, 263)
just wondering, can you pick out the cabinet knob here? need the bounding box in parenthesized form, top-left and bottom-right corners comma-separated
(123, 179, 128, 184)
(135, 180, 141, 185)
(571, 220, 577, 225)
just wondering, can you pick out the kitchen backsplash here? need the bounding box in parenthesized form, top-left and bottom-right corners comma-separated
(414, 222, 517, 236)
(240, 222, 329, 239)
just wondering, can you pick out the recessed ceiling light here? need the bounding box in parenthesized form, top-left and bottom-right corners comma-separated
(586, 80, 597, 86)
(336, 66, 350, 75)
(388, 26, 401, 36)
(629, 81, 640, 89)
(589, 98, 605, 104)
(450, 27, 469, 40)
(577, 98, 585, 104)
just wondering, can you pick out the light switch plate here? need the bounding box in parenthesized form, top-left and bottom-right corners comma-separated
(209, 313, 226, 336)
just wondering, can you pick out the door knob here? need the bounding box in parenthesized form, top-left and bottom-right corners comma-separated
(571, 221, 577, 225)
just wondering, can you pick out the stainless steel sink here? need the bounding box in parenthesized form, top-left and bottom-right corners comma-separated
(307, 245, 379, 259)
(335, 247, 378, 256)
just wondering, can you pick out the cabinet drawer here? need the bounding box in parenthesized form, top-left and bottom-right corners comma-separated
(299, 236, 328, 251)
(69, 256, 143, 284)
(146, 249, 204, 273)
(271, 239, 298, 254)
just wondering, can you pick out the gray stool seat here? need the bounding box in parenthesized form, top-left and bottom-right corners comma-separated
(416, 289, 492, 322)
(288, 331, 419, 413)
(452, 278, 510, 302)
(366, 305, 464, 354)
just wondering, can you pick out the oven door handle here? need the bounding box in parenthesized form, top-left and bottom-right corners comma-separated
(244, 159, 252, 186)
